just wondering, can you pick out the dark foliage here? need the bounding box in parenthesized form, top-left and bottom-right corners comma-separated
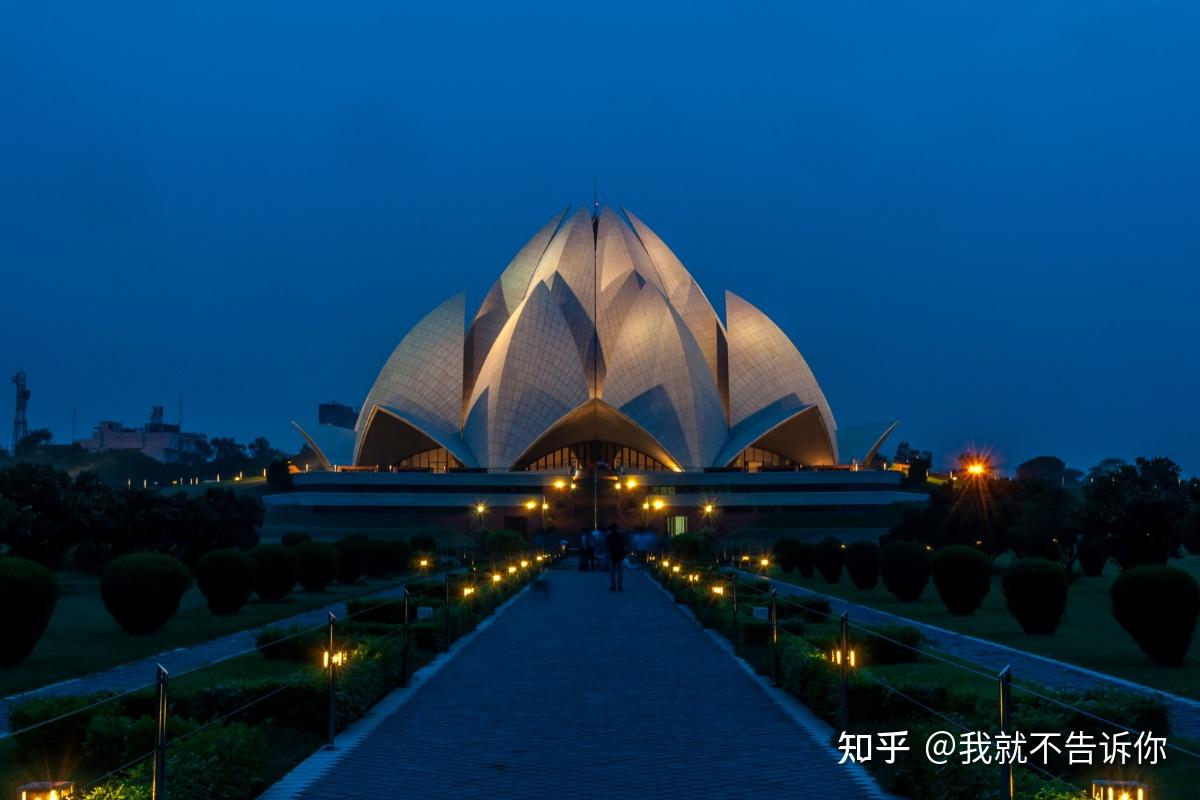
(771, 537, 802, 573)
(0, 556, 59, 665)
(1111, 566, 1199, 667)
(100, 553, 192, 634)
(366, 539, 393, 578)
(795, 541, 815, 577)
(1002, 558, 1068, 634)
(844, 541, 879, 590)
(296, 541, 340, 592)
(408, 533, 438, 554)
(879, 541, 932, 601)
(813, 537, 844, 583)
(335, 537, 368, 584)
(249, 544, 299, 600)
(389, 538, 412, 573)
(931, 546, 991, 615)
(194, 548, 257, 614)
(280, 532, 311, 547)
(1076, 537, 1108, 577)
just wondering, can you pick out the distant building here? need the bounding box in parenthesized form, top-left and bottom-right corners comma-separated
(318, 401, 358, 430)
(77, 406, 208, 463)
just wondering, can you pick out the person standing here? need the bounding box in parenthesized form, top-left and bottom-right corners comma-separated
(605, 524, 626, 591)
(579, 528, 593, 571)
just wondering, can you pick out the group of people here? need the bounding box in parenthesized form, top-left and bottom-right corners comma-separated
(579, 524, 627, 591)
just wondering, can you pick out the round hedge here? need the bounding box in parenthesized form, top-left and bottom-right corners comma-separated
(296, 541, 340, 592)
(1002, 558, 1068, 634)
(1111, 566, 1199, 667)
(249, 544, 299, 600)
(814, 537, 844, 583)
(1077, 537, 1108, 577)
(844, 541, 879, 590)
(335, 537, 368, 584)
(280, 532, 312, 547)
(772, 538, 802, 573)
(100, 553, 192, 635)
(194, 548, 257, 614)
(0, 557, 59, 665)
(390, 539, 412, 573)
(795, 542, 815, 578)
(932, 546, 992, 615)
(366, 539, 393, 578)
(879, 541, 932, 602)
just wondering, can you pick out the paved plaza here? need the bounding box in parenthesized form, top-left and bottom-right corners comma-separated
(275, 566, 886, 799)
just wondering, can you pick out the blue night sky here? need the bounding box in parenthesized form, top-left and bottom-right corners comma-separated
(2, 1, 1198, 474)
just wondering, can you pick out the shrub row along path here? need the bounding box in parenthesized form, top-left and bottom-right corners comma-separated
(272, 566, 887, 800)
(0, 583, 411, 736)
(750, 573, 1200, 741)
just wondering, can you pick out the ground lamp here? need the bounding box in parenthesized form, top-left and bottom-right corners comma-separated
(18, 783, 74, 800)
(710, 584, 725, 596)
(1092, 781, 1147, 800)
(829, 648, 857, 668)
(462, 586, 475, 597)
(323, 650, 348, 668)
(418, 558, 429, 569)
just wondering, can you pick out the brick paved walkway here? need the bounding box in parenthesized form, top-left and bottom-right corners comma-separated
(0, 584, 409, 735)
(277, 567, 887, 800)
(753, 574, 1200, 740)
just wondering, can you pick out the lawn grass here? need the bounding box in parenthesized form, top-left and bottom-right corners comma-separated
(767, 555, 1200, 700)
(0, 573, 409, 697)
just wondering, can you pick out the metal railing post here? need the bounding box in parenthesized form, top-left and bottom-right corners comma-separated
(326, 611, 337, 749)
(770, 589, 780, 686)
(151, 664, 167, 800)
(999, 665, 1013, 800)
(839, 611, 850, 731)
(731, 572, 739, 654)
(443, 572, 451, 652)
(401, 588, 410, 687)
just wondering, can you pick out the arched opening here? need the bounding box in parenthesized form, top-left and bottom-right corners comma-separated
(511, 399, 682, 472)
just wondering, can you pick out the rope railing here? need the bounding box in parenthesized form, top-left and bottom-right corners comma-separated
(3, 553, 557, 798)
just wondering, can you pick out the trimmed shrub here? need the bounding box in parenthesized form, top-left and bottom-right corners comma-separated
(1077, 537, 1108, 577)
(194, 548, 257, 614)
(795, 542, 815, 578)
(844, 541, 879, 590)
(879, 541, 932, 601)
(366, 539, 393, 578)
(296, 541, 340, 592)
(390, 539, 413, 573)
(100, 553, 192, 635)
(1111, 566, 1199, 667)
(794, 596, 832, 622)
(1002, 558, 1068, 634)
(249, 544, 299, 601)
(814, 537, 843, 583)
(479, 530, 525, 563)
(669, 533, 712, 563)
(280, 532, 311, 547)
(932, 546, 992, 615)
(772, 538, 802, 573)
(335, 537, 368, 584)
(0, 556, 59, 665)
(409, 534, 438, 554)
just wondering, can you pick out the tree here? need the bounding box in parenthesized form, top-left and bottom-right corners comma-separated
(1008, 479, 1082, 570)
(1016, 456, 1067, 485)
(14, 429, 54, 459)
(1082, 457, 1186, 568)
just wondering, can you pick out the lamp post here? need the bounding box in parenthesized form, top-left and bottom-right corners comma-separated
(472, 502, 487, 533)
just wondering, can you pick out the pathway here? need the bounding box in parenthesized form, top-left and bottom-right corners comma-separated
(269, 567, 888, 799)
(751, 573, 1200, 740)
(0, 584, 410, 735)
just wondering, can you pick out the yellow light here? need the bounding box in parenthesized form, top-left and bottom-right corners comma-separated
(741, 555, 750, 562)
(642, 501, 650, 510)
(711, 585, 725, 595)
(525, 500, 537, 510)
(492, 573, 502, 582)
(507, 565, 517, 574)
(419, 559, 429, 568)
(542, 502, 549, 510)
(760, 558, 770, 567)
(475, 503, 487, 514)
(662, 559, 670, 567)
(967, 462, 986, 476)
(520, 560, 530, 568)
(553, 479, 566, 489)
(463, 586, 475, 597)
(652, 499, 665, 510)
(625, 478, 637, 489)
(672, 565, 681, 573)
(570, 482, 576, 490)
(703, 503, 714, 514)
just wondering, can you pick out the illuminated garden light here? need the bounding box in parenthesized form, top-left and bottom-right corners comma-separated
(323, 650, 348, 668)
(492, 573, 502, 582)
(829, 648, 857, 668)
(507, 565, 517, 574)
(1091, 780, 1148, 800)
(462, 586, 475, 597)
(524, 500, 537, 510)
(652, 499, 665, 510)
(553, 479, 566, 490)
(711, 585, 725, 595)
(18, 782, 75, 800)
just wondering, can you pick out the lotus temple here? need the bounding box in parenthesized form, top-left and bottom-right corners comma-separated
(271, 205, 923, 537)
